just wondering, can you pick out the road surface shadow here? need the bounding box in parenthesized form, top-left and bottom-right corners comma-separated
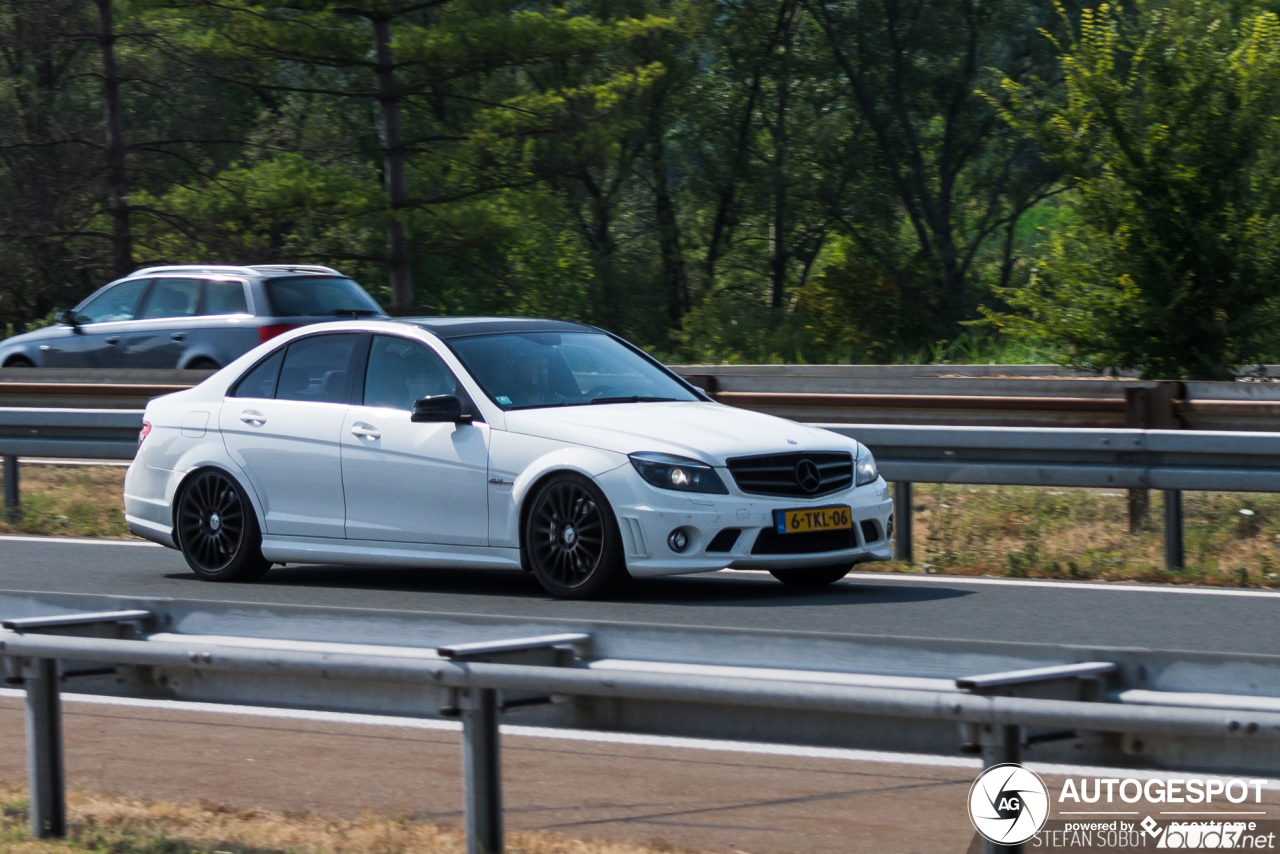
(163, 564, 971, 607)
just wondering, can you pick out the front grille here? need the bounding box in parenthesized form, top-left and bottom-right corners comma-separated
(726, 451, 853, 498)
(751, 527, 856, 555)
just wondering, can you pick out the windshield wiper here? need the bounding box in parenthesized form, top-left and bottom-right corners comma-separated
(590, 396, 678, 405)
(331, 308, 381, 317)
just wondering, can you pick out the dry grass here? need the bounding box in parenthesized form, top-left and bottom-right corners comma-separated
(0, 783, 700, 854)
(864, 483, 1280, 588)
(0, 464, 133, 539)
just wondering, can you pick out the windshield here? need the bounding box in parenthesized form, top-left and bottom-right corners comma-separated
(264, 276, 385, 318)
(449, 332, 699, 410)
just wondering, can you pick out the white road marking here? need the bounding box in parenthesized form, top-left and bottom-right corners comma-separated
(0, 534, 158, 547)
(722, 568, 1280, 600)
(0, 688, 1274, 788)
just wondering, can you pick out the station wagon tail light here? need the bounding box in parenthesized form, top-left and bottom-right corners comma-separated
(258, 323, 300, 344)
(138, 420, 151, 449)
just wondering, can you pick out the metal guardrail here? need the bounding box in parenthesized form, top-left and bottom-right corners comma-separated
(6, 598, 1280, 852)
(822, 422, 1280, 569)
(0, 408, 142, 521)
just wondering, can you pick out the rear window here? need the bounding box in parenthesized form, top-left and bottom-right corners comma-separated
(264, 276, 384, 318)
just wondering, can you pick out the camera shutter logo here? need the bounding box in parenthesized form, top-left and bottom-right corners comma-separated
(968, 763, 1050, 845)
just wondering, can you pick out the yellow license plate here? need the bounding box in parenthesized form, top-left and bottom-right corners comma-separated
(774, 505, 852, 535)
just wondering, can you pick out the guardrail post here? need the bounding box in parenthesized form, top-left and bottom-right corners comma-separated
(1164, 490, 1184, 569)
(461, 687, 502, 854)
(3, 455, 19, 522)
(893, 482, 913, 564)
(980, 724, 1022, 854)
(24, 657, 65, 838)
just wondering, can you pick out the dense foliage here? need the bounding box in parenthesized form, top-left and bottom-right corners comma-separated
(1, 0, 1279, 373)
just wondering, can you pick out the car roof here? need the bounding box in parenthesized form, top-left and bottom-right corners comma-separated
(398, 317, 600, 339)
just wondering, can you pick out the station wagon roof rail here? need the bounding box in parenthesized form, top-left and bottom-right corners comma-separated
(128, 265, 259, 278)
(246, 264, 343, 276)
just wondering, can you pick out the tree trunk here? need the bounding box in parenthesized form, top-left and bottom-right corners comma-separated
(373, 17, 412, 315)
(96, 0, 131, 277)
(769, 75, 790, 309)
(648, 100, 688, 323)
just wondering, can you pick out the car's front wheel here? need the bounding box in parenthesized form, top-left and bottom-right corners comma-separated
(176, 470, 271, 582)
(769, 565, 851, 586)
(524, 473, 628, 599)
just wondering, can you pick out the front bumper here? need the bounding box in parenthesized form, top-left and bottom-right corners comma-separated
(593, 464, 894, 578)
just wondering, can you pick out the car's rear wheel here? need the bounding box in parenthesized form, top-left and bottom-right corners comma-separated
(524, 473, 628, 599)
(176, 470, 271, 582)
(769, 565, 851, 586)
(185, 357, 220, 370)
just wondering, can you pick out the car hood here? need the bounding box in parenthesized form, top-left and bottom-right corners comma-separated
(502, 401, 857, 464)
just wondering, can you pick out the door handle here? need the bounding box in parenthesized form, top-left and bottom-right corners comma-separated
(350, 423, 381, 439)
(171, 333, 186, 341)
(105, 337, 120, 345)
(240, 411, 266, 427)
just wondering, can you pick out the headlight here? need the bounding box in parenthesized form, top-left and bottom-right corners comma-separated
(629, 452, 728, 494)
(855, 447, 878, 487)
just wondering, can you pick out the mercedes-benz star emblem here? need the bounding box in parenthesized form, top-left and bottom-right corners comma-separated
(795, 459, 821, 493)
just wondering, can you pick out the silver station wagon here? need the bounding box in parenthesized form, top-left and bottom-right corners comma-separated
(0, 264, 386, 370)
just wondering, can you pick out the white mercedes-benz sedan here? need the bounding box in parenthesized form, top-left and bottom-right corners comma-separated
(124, 317, 893, 598)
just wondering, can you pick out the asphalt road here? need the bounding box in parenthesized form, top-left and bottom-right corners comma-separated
(2, 535, 1278, 655)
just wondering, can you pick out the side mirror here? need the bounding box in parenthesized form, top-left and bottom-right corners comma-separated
(412, 395, 472, 424)
(57, 310, 82, 331)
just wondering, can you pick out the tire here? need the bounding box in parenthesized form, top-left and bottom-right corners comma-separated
(769, 565, 852, 587)
(186, 358, 220, 370)
(3, 357, 34, 368)
(175, 470, 271, 582)
(523, 473, 628, 599)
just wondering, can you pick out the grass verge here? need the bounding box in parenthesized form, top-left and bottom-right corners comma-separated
(0, 783, 699, 854)
(0, 464, 132, 539)
(867, 483, 1280, 588)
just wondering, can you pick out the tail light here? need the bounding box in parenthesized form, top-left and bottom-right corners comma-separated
(258, 323, 300, 344)
(138, 420, 152, 450)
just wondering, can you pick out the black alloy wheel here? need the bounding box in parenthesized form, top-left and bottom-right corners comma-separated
(176, 470, 271, 581)
(769, 565, 852, 586)
(525, 474, 627, 599)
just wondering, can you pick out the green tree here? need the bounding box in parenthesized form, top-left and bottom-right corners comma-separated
(177, 0, 666, 314)
(989, 0, 1280, 379)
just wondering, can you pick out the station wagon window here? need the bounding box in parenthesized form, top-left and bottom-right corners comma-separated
(264, 276, 384, 318)
(139, 278, 200, 319)
(363, 335, 458, 411)
(204, 280, 249, 315)
(275, 334, 359, 404)
(233, 349, 283, 399)
(74, 278, 150, 324)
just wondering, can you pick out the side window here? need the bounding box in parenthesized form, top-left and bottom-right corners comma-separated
(204, 280, 249, 315)
(139, 278, 200, 319)
(233, 349, 284, 399)
(276, 334, 359, 404)
(75, 279, 150, 324)
(364, 335, 458, 411)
